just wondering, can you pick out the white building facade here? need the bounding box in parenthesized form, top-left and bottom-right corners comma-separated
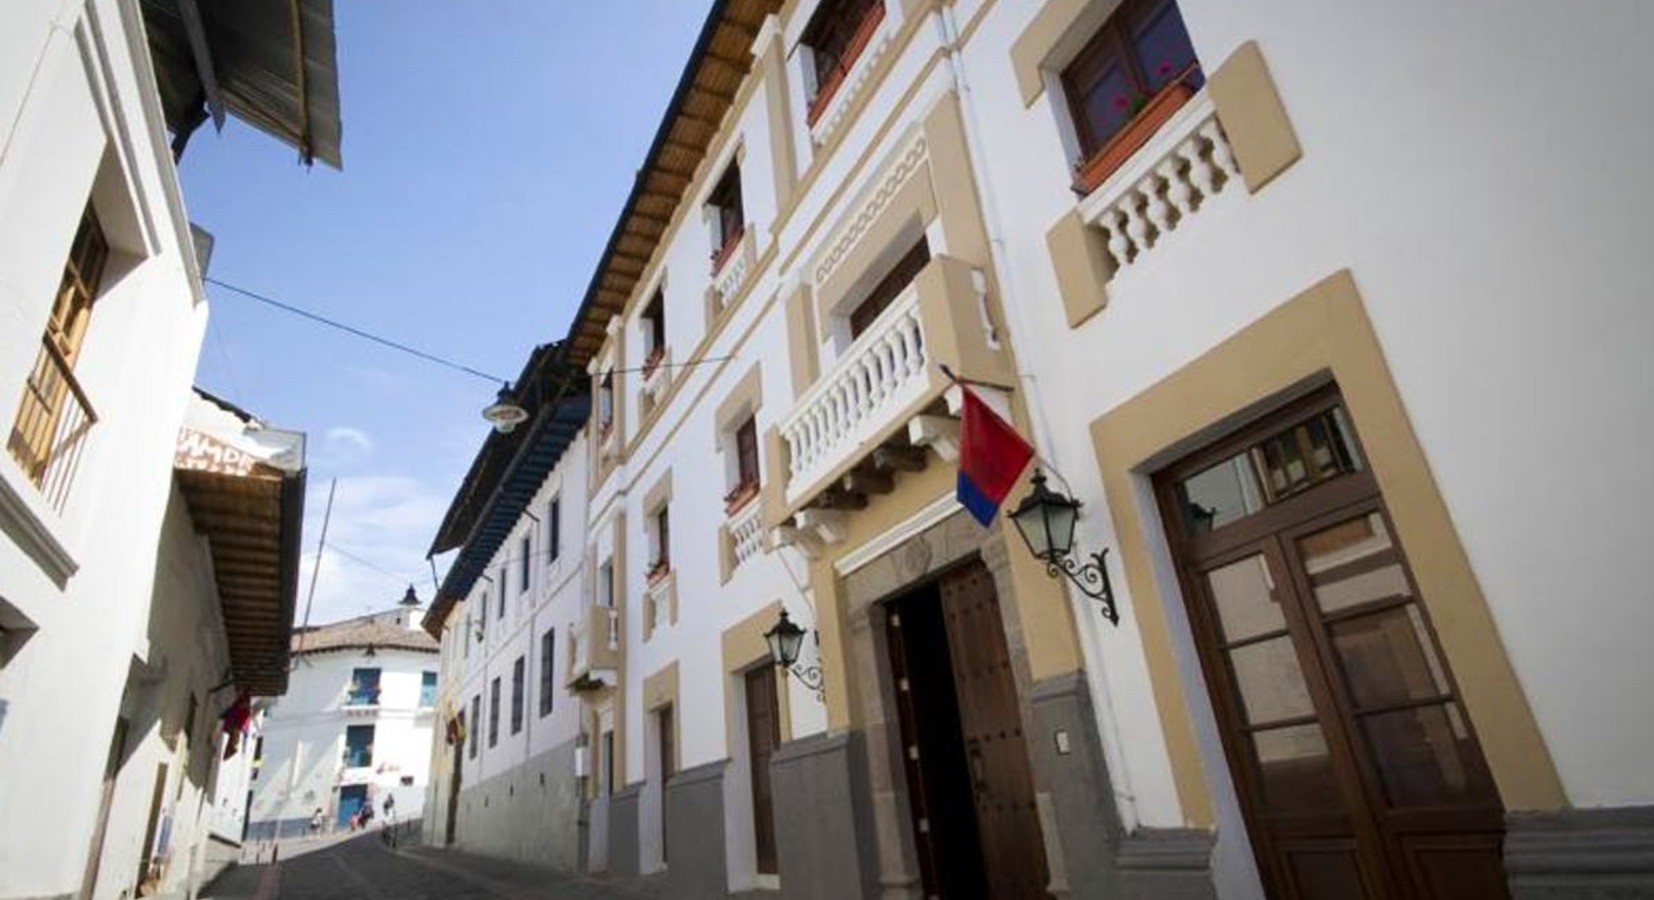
(247, 609, 439, 840)
(0, 0, 337, 897)
(424, 347, 595, 873)
(429, 1, 1653, 898)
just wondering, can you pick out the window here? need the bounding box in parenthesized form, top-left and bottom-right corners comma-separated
(849, 237, 930, 339)
(540, 628, 556, 717)
(510, 656, 525, 735)
(499, 566, 507, 617)
(641, 290, 666, 373)
(802, 0, 885, 123)
(1062, 0, 1202, 188)
(344, 724, 374, 768)
(547, 497, 562, 565)
(601, 730, 615, 795)
(9, 202, 108, 490)
(598, 371, 615, 435)
(420, 671, 437, 708)
(464, 613, 472, 660)
(599, 560, 615, 608)
(348, 668, 381, 706)
(708, 164, 745, 271)
(488, 677, 501, 747)
(519, 536, 531, 594)
(468, 695, 480, 759)
(725, 415, 762, 513)
(1174, 405, 1362, 537)
(479, 590, 488, 629)
(251, 736, 265, 780)
(648, 505, 671, 580)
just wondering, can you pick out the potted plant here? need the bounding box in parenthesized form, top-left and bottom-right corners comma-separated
(710, 225, 745, 275)
(1073, 65, 1199, 195)
(646, 558, 671, 584)
(724, 480, 759, 515)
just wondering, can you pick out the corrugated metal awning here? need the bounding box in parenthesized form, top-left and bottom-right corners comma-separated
(141, 0, 344, 168)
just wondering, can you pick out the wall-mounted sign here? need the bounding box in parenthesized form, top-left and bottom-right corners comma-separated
(174, 428, 260, 476)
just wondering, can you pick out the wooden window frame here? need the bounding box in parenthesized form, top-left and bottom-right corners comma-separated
(709, 164, 745, 273)
(1061, 0, 1203, 193)
(648, 504, 672, 583)
(725, 415, 762, 514)
(10, 203, 107, 491)
(848, 237, 931, 339)
(802, 0, 886, 125)
(641, 290, 667, 375)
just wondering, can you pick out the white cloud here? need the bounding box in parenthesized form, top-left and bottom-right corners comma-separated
(310, 426, 376, 470)
(294, 475, 449, 626)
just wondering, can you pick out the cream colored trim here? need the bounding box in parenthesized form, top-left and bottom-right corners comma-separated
(1008, 0, 1123, 107)
(809, 127, 932, 320)
(642, 469, 673, 517)
(1045, 208, 1113, 328)
(643, 660, 678, 713)
(783, 283, 819, 399)
(1206, 41, 1301, 194)
(714, 362, 765, 442)
(1089, 270, 1565, 826)
(722, 600, 784, 674)
(832, 490, 957, 576)
(761, 24, 799, 210)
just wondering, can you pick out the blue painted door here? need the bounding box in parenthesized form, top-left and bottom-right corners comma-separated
(337, 785, 368, 828)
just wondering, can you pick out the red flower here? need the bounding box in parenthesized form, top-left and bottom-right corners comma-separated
(1113, 94, 1130, 110)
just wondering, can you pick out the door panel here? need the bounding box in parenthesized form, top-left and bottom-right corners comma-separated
(939, 562, 1049, 900)
(744, 667, 780, 875)
(1158, 388, 1510, 899)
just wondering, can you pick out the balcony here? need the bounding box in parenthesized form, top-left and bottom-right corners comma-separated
(769, 255, 1014, 550)
(643, 569, 676, 639)
(709, 227, 756, 318)
(7, 337, 97, 512)
(729, 500, 765, 568)
(1075, 88, 1240, 279)
(567, 603, 619, 691)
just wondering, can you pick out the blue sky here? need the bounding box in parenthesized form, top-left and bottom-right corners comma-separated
(179, 1, 712, 625)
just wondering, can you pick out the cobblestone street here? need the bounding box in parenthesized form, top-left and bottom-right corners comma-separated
(201, 832, 675, 900)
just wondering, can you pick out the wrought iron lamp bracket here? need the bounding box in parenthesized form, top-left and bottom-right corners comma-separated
(783, 663, 826, 703)
(1045, 546, 1119, 625)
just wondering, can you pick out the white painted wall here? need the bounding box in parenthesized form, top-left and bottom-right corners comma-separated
(445, 431, 591, 793)
(249, 626, 438, 837)
(958, 0, 1654, 855)
(0, 0, 216, 895)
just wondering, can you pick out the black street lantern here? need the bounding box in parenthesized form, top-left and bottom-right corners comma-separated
(400, 584, 420, 607)
(1009, 470, 1120, 625)
(763, 609, 824, 701)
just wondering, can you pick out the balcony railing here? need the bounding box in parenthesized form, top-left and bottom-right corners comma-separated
(567, 603, 620, 689)
(775, 255, 1013, 511)
(1076, 88, 1239, 277)
(729, 500, 765, 568)
(7, 337, 97, 512)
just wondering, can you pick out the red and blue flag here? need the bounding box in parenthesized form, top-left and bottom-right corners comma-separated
(956, 386, 1033, 526)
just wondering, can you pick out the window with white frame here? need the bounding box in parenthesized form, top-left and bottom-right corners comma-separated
(707, 163, 744, 272)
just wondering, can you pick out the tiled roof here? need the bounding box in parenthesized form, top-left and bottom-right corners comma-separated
(292, 618, 437, 656)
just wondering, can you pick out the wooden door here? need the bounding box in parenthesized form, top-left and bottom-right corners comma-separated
(1157, 387, 1508, 899)
(938, 561, 1050, 900)
(445, 746, 462, 845)
(745, 667, 781, 875)
(659, 705, 675, 864)
(79, 717, 128, 900)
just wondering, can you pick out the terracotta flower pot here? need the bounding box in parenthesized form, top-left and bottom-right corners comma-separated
(1073, 81, 1196, 195)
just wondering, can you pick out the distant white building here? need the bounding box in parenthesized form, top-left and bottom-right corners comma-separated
(248, 606, 440, 839)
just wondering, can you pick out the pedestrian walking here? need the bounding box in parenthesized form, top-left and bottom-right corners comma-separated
(309, 807, 323, 835)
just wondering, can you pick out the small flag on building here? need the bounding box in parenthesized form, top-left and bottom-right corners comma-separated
(220, 689, 252, 759)
(956, 385, 1033, 526)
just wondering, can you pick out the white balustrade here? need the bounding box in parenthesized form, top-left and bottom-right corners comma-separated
(711, 239, 751, 312)
(779, 284, 928, 502)
(1079, 90, 1239, 275)
(729, 502, 765, 567)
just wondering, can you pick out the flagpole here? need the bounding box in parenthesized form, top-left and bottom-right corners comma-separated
(938, 362, 1080, 499)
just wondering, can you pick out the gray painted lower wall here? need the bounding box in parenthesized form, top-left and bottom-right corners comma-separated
(1029, 672, 1215, 900)
(608, 783, 642, 878)
(663, 759, 729, 899)
(451, 736, 583, 873)
(1506, 806, 1654, 899)
(770, 730, 880, 900)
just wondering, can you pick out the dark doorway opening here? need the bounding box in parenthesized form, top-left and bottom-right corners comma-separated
(886, 558, 1048, 899)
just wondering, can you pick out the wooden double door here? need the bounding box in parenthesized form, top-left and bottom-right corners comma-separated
(1157, 388, 1509, 899)
(887, 559, 1049, 899)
